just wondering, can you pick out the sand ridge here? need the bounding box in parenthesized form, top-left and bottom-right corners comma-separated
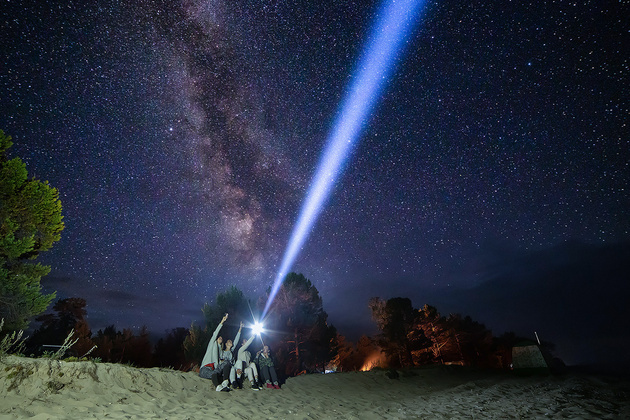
(1, 355, 629, 419)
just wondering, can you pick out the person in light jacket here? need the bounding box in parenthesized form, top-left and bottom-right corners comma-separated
(233, 335, 260, 390)
(199, 313, 228, 389)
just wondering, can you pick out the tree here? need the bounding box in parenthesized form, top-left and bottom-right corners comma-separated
(27, 297, 88, 353)
(443, 313, 494, 367)
(305, 319, 337, 373)
(154, 327, 189, 370)
(182, 321, 206, 366)
(92, 325, 117, 361)
(330, 334, 357, 371)
(368, 297, 417, 368)
(202, 285, 249, 329)
(91, 324, 153, 366)
(121, 326, 153, 367)
(413, 304, 505, 367)
(0, 130, 64, 332)
(333, 334, 382, 372)
(263, 273, 337, 375)
(72, 318, 95, 357)
(414, 304, 454, 364)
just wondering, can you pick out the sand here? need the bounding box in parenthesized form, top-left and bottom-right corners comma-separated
(1, 355, 629, 419)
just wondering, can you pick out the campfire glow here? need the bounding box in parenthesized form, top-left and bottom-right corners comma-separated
(361, 352, 384, 371)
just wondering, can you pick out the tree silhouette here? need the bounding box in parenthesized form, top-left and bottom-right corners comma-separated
(26, 297, 88, 353)
(91, 324, 152, 366)
(263, 273, 336, 375)
(154, 327, 189, 369)
(413, 304, 450, 364)
(369, 300, 514, 368)
(443, 314, 494, 367)
(369, 297, 417, 367)
(92, 325, 116, 361)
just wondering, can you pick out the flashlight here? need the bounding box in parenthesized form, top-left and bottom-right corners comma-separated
(252, 321, 265, 336)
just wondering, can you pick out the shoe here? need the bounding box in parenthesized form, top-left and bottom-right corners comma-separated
(216, 379, 230, 392)
(273, 384, 280, 389)
(251, 384, 260, 391)
(266, 383, 273, 388)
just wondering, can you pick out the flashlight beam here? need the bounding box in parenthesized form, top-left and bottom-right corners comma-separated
(263, 0, 428, 318)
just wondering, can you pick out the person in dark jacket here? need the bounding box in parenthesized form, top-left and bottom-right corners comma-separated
(256, 345, 280, 389)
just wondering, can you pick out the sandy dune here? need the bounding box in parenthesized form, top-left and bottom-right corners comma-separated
(1, 355, 629, 419)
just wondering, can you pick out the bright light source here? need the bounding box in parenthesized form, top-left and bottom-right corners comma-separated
(252, 321, 265, 336)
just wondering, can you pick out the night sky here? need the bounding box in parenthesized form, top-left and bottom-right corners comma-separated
(1, 1, 628, 367)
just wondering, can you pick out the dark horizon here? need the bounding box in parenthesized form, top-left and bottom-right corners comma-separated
(36, 239, 630, 370)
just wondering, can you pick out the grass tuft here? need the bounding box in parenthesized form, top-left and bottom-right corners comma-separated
(0, 319, 26, 360)
(6, 363, 34, 391)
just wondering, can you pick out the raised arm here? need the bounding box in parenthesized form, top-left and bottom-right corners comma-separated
(237, 334, 256, 361)
(233, 321, 243, 346)
(241, 334, 255, 352)
(210, 313, 229, 344)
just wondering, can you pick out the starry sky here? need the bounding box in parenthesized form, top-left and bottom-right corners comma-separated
(1, 0, 628, 367)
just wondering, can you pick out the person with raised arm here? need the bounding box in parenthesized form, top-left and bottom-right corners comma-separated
(217, 321, 242, 388)
(233, 334, 261, 390)
(199, 313, 231, 391)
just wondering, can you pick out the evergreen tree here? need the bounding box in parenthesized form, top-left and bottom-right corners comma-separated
(182, 321, 206, 366)
(91, 325, 115, 362)
(91, 324, 152, 366)
(202, 285, 249, 329)
(414, 304, 452, 364)
(27, 297, 88, 353)
(443, 313, 494, 367)
(264, 273, 336, 375)
(154, 327, 189, 369)
(333, 334, 381, 372)
(122, 326, 153, 367)
(368, 297, 417, 367)
(0, 130, 64, 332)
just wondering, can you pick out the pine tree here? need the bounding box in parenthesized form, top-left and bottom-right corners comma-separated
(0, 130, 64, 332)
(264, 273, 336, 375)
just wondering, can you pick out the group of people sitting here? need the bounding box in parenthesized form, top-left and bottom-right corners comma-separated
(199, 313, 280, 392)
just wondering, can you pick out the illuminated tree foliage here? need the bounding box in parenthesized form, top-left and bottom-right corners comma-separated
(0, 130, 64, 332)
(332, 334, 381, 372)
(370, 298, 505, 368)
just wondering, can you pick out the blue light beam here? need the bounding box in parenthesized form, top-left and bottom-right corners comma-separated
(263, 0, 428, 317)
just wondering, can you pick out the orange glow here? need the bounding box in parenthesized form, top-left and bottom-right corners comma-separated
(360, 352, 383, 371)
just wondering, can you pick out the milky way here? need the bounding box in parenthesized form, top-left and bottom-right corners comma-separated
(1, 0, 628, 364)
